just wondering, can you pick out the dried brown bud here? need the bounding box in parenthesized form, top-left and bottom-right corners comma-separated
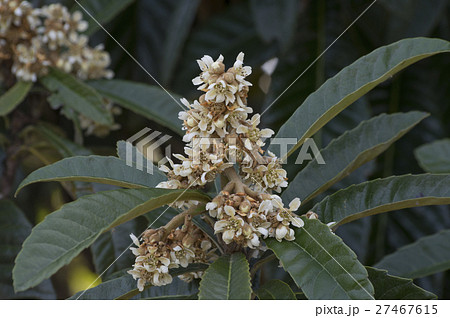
(305, 211, 319, 220)
(223, 72, 235, 83)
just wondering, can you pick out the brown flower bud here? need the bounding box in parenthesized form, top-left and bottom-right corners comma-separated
(239, 200, 251, 214)
(223, 72, 235, 83)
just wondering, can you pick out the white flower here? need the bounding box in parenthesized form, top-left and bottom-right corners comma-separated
(232, 52, 252, 87)
(205, 80, 237, 105)
(170, 245, 195, 268)
(236, 114, 274, 149)
(192, 54, 224, 89)
(214, 215, 245, 244)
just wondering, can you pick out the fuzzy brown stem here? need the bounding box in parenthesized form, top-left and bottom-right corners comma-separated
(162, 205, 206, 234)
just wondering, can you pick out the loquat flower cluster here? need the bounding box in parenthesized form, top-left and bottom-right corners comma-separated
(128, 216, 217, 291)
(0, 0, 113, 82)
(129, 52, 305, 290)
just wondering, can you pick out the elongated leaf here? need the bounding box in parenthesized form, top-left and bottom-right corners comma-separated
(366, 267, 436, 300)
(250, 0, 298, 50)
(313, 174, 450, 227)
(15, 155, 165, 196)
(160, 0, 200, 85)
(70, 275, 197, 300)
(73, 0, 135, 35)
(375, 229, 450, 279)
(90, 218, 146, 280)
(198, 253, 251, 300)
(283, 111, 428, 203)
(0, 81, 32, 116)
(88, 79, 182, 134)
(415, 139, 450, 173)
(256, 279, 296, 300)
(268, 37, 450, 157)
(266, 218, 374, 300)
(13, 188, 210, 292)
(0, 200, 56, 299)
(35, 125, 92, 157)
(40, 68, 112, 125)
(173, 0, 277, 95)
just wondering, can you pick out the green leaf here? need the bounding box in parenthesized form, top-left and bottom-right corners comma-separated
(12, 188, 210, 292)
(0, 200, 56, 299)
(366, 267, 436, 300)
(266, 218, 374, 300)
(415, 139, 450, 173)
(70, 275, 198, 300)
(256, 279, 296, 300)
(90, 218, 146, 280)
(173, 0, 277, 95)
(35, 125, 92, 157)
(283, 111, 428, 204)
(73, 0, 135, 36)
(88, 79, 183, 134)
(160, 0, 200, 85)
(268, 37, 450, 157)
(198, 253, 252, 300)
(313, 174, 450, 227)
(15, 155, 165, 196)
(250, 0, 298, 50)
(0, 81, 32, 116)
(40, 68, 113, 125)
(375, 229, 450, 279)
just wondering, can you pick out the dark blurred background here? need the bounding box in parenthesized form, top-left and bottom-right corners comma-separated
(4, 0, 450, 299)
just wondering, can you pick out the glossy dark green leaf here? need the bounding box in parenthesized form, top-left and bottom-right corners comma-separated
(198, 253, 252, 300)
(415, 139, 450, 173)
(15, 155, 164, 196)
(283, 111, 428, 203)
(366, 267, 436, 300)
(256, 279, 296, 300)
(40, 68, 113, 125)
(268, 37, 450, 157)
(375, 229, 450, 279)
(266, 218, 374, 300)
(13, 188, 210, 292)
(0, 200, 56, 299)
(0, 81, 32, 116)
(88, 79, 183, 134)
(313, 174, 450, 227)
(73, 0, 135, 35)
